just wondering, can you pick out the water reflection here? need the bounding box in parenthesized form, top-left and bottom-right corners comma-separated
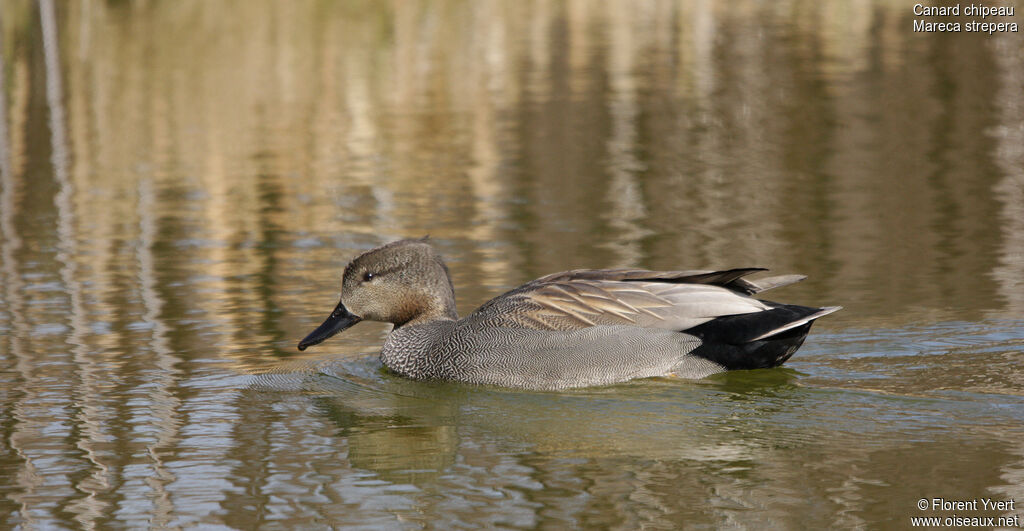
(990, 32, 1024, 316)
(1, 0, 1023, 528)
(242, 363, 1024, 528)
(137, 176, 180, 527)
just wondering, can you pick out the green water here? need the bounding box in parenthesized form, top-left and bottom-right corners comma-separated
(1, 0, 1022, 528)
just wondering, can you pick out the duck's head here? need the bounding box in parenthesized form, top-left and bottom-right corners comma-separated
(297, 239, 457, 351)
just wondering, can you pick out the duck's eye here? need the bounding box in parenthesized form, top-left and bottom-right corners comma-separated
(362, 272, 375, 282)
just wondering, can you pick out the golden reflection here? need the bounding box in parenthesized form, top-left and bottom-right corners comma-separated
(32, 0, 1017, 322)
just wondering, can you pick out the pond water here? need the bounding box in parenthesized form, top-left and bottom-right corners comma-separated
(1, 0, 1023, 528)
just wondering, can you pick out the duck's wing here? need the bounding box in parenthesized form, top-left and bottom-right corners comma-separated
(530, 267, 805, 295)
(466, 268, 790, 332)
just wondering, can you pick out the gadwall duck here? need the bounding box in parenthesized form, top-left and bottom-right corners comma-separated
(298, 239, 840, 390)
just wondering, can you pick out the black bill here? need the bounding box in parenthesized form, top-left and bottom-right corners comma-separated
(297, 300, 362, 351)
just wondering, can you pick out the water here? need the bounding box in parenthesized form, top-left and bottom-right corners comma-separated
(1, 0, 1023, 528)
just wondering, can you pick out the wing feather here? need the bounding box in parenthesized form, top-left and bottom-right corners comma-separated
(467, 268, 779, 332)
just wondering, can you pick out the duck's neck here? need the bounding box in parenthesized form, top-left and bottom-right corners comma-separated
(393, 291, 458, 329)
(393, 258, 459, 328)
(403, 304, 457, 327)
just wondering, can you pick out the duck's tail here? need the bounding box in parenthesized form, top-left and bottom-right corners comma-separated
(684, 304, 841, 370)
(743, 274, 808, 294)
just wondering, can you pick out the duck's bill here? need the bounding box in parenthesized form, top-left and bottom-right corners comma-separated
(297, 301, 362, 351)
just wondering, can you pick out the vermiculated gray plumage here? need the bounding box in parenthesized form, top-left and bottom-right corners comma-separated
(382, 322, 725, 390)
(298, 239, 841, 390)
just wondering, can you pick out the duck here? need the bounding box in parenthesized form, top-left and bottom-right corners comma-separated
(297, 239, 840, 390)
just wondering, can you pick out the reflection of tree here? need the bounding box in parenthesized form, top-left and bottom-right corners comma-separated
(312, 396, 459, 485)
(990, 32, 1024, 316)
(8, 0, 1014, 323)
(989, 27, 1024, 522)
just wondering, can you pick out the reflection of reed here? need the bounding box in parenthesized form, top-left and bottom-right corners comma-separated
(136, 177, 179, 527)
(42, 0, 112, 523)
(0, 8, 19, 350)
(989, 31, 1024, 524)
(990, 33, 1024, 316)
(601, 1, 650, 267)
(27, 0, 1019, 322)
(0, 8, 43, 528)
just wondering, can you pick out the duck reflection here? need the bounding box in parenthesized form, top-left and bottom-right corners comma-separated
(246, 355, 814, 485)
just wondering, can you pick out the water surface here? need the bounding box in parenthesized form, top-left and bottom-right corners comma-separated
(1, 1, 1023, 528)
